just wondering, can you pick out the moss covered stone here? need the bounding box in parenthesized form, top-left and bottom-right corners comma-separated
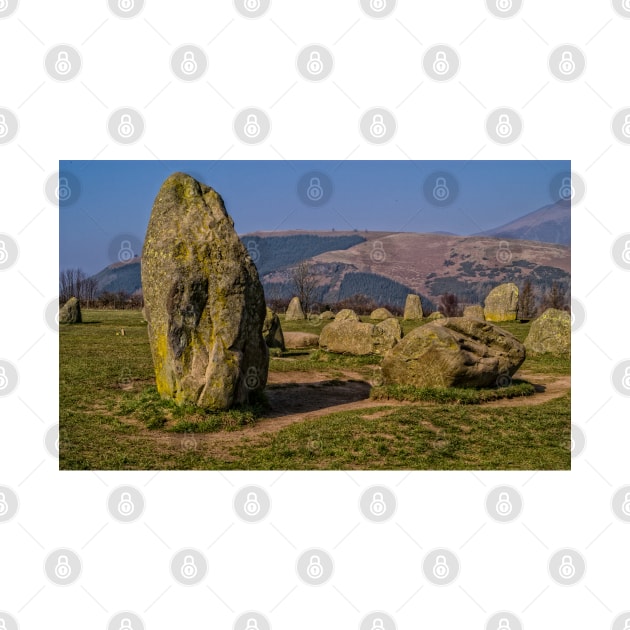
(484, 283, 519, 322)
(370, 307, 394, 320)
(263, 307, 285, 351)
(285, 296, 305, 321)
(463, 305, 485, 320)
(382, 317, 525, 388)
(141, 172, 268, 409)
(524, 308, 570, 354)
(335, 309, 360, 322)
(59, 297, 82, 324)
(403, 294, 423, 320)
(319, 317, 402, 355)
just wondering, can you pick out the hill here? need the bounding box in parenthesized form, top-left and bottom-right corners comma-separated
(475, 201, 570, 245)
(90, 231, 570, 309)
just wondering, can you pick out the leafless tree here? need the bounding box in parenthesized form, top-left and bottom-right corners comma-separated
(438, 292, 462, 317)
(291, 261, 318, 315)
(517, 278, 537, 320)
(540, 281, 567, 312)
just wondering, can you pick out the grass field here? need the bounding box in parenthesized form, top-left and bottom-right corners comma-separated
(60, 310, 571, 470)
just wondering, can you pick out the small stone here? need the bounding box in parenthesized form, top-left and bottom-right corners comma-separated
(426, 312, 445, 321)
(463, 305, 485, 320)
(285, 296, 305, 321)
(319, 317, 402, 355)
(263, 307, 285, 351)
(334, 309, 360, 322)
(284, 332, 320, 348)
(319, 310, 335, 320)
(370, 307, 394, 320)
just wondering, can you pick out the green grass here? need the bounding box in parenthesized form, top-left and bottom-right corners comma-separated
(60, 309, 570, 470)
(370, 381, 536, 404)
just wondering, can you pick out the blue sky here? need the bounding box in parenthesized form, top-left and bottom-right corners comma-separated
(59, 159, 570, 275)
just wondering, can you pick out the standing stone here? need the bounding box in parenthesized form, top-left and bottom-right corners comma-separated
(403, 294, 423, 320)
(484, 283, 519, 322)
(370, 307, 394, 320)
(382, 317, 525, 388)
(141, 172, 268, 409)
(463, 305, 485, 320)
(524, 308, 571, 354)
(285, 296, 305, 321)
(263, 307, 285, 351)
(335, 308, 360, 322)
(59, 297, 82, 324)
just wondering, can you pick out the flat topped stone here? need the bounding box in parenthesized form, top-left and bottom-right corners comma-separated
(403, 294, 423, 320)
(319, 317, 402, 356)
(141, 172, 268, 409)
(484, 283, 519, 322)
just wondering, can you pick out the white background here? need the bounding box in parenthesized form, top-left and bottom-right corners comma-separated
(1, 0, 629, 628)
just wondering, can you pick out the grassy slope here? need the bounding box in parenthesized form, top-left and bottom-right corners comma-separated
(60, 310, 570, 470)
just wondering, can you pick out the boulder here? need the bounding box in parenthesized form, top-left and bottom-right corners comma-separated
(319, 310, 335, 320)
(426, 312, 445, 321)
(335, 309, 360, 322)
(370, 307, 394, 320)
(463, 305, 485, 320)
(284, 332, 320, 349)
(524, 308, 570, 354)
(382, 317, 525, 388)
(285, 296, 305, 321)
(59, 297, 82, 324)
(319, 317, 402, 355)
(403, 294, 423, 320)
(263, 307, 285, 351)
(484, 283, 519, 322)
(141, 172, 268, 409)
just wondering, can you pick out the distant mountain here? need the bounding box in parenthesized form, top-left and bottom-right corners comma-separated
(476, 201, 570, 245)
(90, 231, 570, 308)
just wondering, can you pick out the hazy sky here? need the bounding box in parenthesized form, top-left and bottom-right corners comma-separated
(59, 159, 570, 275)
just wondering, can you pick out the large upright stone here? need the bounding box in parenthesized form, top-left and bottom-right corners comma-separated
(263, 307, 285, 351)
(524, 308, 571, 354)
(403, 294, 423, 320)
(141, 173, 268, 409)
(484, 283, 519, 322)
(285, 296, 305, 321)
(59, 297, 82, 324)
(382, 317, 525, 388)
